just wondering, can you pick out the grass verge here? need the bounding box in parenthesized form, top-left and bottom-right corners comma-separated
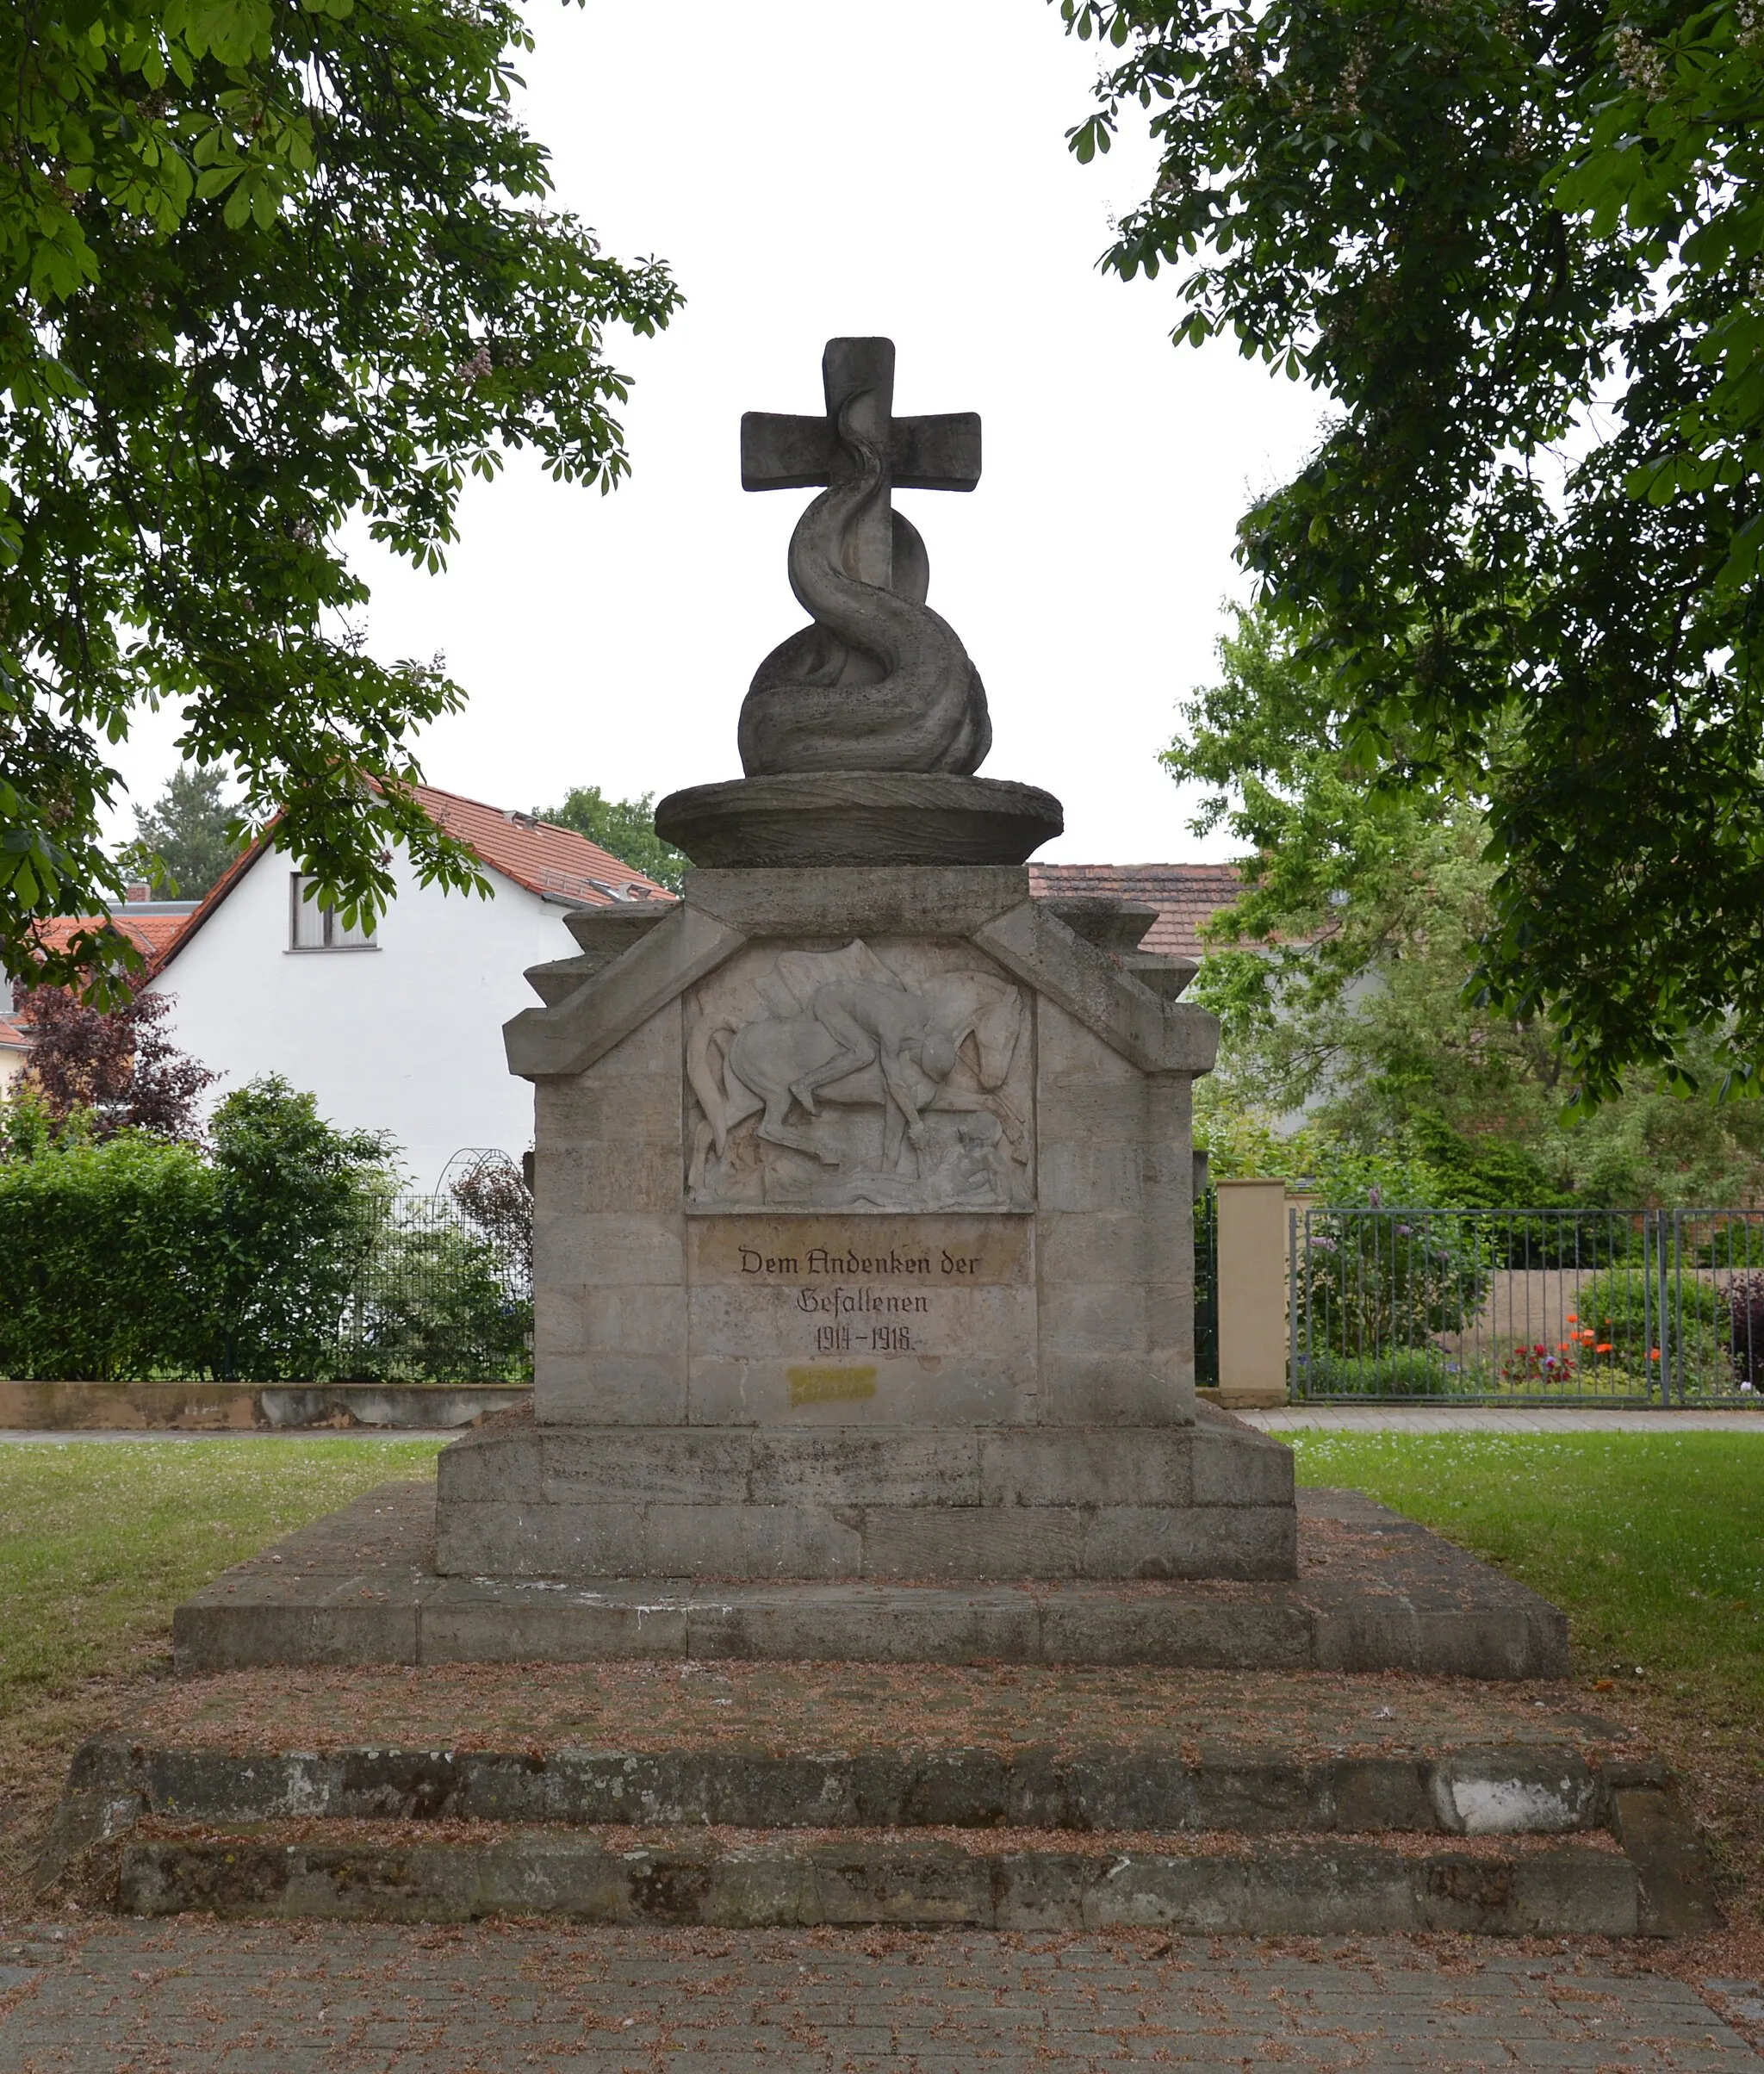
(0, 1438, 444, 1717)
(1287, 1431, 1764, 1705)
(0, 1437, 442, 1918)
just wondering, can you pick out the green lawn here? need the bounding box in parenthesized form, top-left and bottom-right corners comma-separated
(1289, 1430, 1764, 1713)
(0, 1438, 443, 1714)
(3, 1431, 1762, 1723)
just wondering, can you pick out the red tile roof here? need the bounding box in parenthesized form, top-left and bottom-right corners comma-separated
(150, 781, 674, 976)
(1028, 861, 1251, 961)
(30, 910, 196, 961)
(410, 785, 672, 906)
(0, 1010, 26, 1053)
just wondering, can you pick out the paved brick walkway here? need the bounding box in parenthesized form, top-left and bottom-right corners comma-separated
(3, 1924, 1761, 2071)
(4, 1410, 1761, 1444)
(9, 1409, 1764, 1444)
(0, 1431, 462, 1446)
(1248, 1407, 1764, 1433)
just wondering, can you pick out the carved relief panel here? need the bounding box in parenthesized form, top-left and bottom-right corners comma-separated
(684, 938, 1034, 1214)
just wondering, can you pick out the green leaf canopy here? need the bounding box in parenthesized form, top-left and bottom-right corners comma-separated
(3, 0, 681, 994)
(1062, 0, 1764, 1105)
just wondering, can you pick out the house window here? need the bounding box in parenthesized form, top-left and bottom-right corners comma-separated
(289, 874, 377, 951)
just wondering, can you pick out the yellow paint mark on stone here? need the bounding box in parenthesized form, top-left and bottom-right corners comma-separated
(787, 1365, 879, 1406)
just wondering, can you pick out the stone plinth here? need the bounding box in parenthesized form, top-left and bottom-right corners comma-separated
(434, 1412, 1297, 1583)
(433, 864, 1297, 1590)
(171, 1481, 1568, 1676)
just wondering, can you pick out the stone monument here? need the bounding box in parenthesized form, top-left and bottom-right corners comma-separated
(432, 336, 1300, 1596)
(106, 337, 1613, 1942)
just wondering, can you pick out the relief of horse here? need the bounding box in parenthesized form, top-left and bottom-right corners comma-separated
(686, 966, 1024, 1196)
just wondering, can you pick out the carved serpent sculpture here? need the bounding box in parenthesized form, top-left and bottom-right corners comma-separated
(737, 394, 992, 777)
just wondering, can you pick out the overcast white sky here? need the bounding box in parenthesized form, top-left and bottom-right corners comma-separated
(109, 0, 1326, 865)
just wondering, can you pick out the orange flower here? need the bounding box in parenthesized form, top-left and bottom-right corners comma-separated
(1649, 1349, 1662, 1360)
(1567, 1313, 1578, 1323)
(1596, 1342, 1613, 1353)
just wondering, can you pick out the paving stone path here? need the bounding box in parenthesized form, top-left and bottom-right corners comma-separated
(9, 1407, 1764, 1444)
(3, 1924, 1762, 2071)
(0, 1431, 468, 1445)
(3, 1409, 1762, 1444)
(1249, 1408, 1764, 1433)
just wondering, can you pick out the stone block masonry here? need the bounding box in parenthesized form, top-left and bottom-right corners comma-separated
(432, 1408, 1295, 1582)
(444, 862, 1292, 1592)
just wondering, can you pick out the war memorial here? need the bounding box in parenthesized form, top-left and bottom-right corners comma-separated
(40, 340, 1715, 1937)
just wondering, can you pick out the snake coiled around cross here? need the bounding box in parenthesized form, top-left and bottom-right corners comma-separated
(737, 393, 992, 777)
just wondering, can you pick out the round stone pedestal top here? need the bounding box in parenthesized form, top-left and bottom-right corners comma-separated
(655, 772, 1064, 869)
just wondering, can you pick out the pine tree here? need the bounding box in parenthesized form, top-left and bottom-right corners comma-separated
(122, 766, 244, 900)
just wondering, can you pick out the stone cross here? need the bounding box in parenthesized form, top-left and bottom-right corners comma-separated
(740, 337, 980, 595)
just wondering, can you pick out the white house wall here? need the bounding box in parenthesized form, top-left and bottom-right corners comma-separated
(146, 844, 581, 1191)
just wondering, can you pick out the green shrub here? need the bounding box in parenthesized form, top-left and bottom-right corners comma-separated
(1408, 1113, 1571, 1211)
(1694, 1219, 1764, 1270)
(1293, 1210, 1490, 1353)
(206, 1077, 392, 1380)
(0, 1076, 394, 1381)
(0, 1130, 220, 1378)
(1574, 1267, 1733, 1394)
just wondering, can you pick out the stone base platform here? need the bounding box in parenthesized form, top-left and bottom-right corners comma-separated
(433, 1408, 1299, 1583)
(39, 1660, 1716, 1935)
(172, 1481, 1569, 1679)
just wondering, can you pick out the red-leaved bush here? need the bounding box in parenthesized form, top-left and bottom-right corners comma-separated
(12, 984, 214, 1141)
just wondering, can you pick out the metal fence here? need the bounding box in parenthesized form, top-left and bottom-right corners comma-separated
(1195, 1185, 1220, 1388)
(1288, 1206, 1764, 1405)
(333, 1192, 532, 1385)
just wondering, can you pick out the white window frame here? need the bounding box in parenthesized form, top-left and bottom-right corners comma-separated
(289, 873, 378, 953)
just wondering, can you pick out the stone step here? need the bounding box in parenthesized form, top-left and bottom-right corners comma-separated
(49, 1733, 1643, 1839)
(40, 1659, 1721, 1934)
(109, 1826, 1661, 1935)
(171, 1481, 1571, 1677)
(41, 1730, 1720, 1938)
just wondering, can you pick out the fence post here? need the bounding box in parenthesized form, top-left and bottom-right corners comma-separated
(1655, 1210, 1674, 1406)
(1213, 1179, 1291, 1408)
(1192, 1183, 1220, 1392)
(1288, 1203, 1300, 1400)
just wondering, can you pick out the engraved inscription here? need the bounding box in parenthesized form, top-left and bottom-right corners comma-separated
(692, 1217, 1028, 1283)
(684, 939, 1034, 1213)
(798, 1286, 930, 1355)
(688, 1215, 1030, 1366)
